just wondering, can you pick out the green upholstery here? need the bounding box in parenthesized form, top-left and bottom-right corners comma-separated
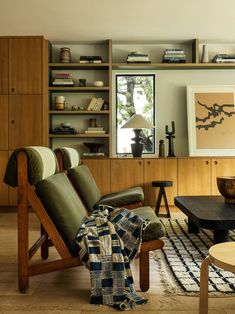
(68, 165, 102, 212)
(99, 187, 144, 207)
(133, 206, 165, 241)
(36, 172, 87, 256)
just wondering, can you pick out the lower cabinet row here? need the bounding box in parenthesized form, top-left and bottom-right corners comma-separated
(83, 157, 235, 207)
(1, 155, 235, 207)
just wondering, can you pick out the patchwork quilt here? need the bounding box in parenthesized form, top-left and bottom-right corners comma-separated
(76, 205, 149, 310)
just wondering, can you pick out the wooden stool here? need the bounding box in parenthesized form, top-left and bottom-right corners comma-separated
(199, 242, 235, 314)
(152, 180, 172, 218)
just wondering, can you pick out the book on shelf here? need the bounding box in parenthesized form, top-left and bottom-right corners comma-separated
(52, 72, 75, 86)
(87, 127, 104, 131)
(87, 97, 104, 110)
(126, 51, 150, 63)
(212, 54, 235, 63)
(79, 56, 103, 63)
(84, 130, 106, 134)
(83, 152, 105, 157)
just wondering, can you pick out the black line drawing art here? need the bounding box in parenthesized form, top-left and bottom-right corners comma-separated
(196, 101, 235, 130)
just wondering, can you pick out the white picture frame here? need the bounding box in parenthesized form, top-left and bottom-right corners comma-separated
(186, 85, 235, 156)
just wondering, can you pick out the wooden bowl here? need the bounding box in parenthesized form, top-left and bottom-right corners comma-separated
(217, 176, 235, 204)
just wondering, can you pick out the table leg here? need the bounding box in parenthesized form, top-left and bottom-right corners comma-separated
(188, 219, 199, 233)
(213, 229, 230, 244)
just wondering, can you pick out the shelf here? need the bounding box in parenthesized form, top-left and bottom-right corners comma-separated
(49, 134, 110, 138)
(48, 86, 109, 92)
(112, 62, 235, 70)
(49, 110, 110, 115)
(49, 62, 110, 70)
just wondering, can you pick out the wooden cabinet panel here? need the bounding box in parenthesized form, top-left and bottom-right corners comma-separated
(144, 158, 177, 206)
(0, 95, 8, 149)
(82, 158, 111, 195)
(110, 159, 144, 192)
(0, 151, 9, 205)
(0, 39, 8, 94)
(9, 95, 42, 150)
(9, 37, 42, 94)
(211, 158, 235, 195)
(178, 158, 211, 195)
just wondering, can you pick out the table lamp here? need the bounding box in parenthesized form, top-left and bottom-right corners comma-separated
(121, 114, 154, 157)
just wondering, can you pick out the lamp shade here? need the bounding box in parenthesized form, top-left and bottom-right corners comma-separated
(121, 114, 154, 129)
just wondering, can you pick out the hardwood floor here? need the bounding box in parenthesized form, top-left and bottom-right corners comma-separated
(0, 211, 235, 313)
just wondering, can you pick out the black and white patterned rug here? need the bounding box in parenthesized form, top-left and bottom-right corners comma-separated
(154, 219, 235, 295)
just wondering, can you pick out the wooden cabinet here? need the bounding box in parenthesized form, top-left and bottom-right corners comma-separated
(0, 39, 8, 94)
(9, 37, 43, 94)
(110, 159, 144, 192)
(82, 158, 111, 195)
(211, 158, 235, 195)
(178, 157, 211, 195)
(0, 151, 9, 205)
(144, 158, 177, 206)
(0, 36, 48, 206)
(9, 95, 43, 149)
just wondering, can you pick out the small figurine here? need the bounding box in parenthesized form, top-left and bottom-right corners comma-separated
(165, 121, 176, 157)
(158, 139, 165, 157)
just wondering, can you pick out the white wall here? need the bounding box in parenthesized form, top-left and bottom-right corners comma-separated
(156, 70, 235, 156)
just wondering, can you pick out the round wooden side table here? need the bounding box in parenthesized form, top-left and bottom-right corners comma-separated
(152, 180, 172, 218)
(199, 242, 235, 314)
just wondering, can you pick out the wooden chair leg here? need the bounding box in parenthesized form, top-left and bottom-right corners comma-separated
(139, 250, 149, 292)
(199, 256, 211, 314)
(41, 225, 49, 260)
(18, 152, 29, 293)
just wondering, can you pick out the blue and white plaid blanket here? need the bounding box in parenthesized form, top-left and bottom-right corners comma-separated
(76, 205, 149, 310)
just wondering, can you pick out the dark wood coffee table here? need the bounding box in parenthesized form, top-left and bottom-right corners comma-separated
(174, 195, 235, 244)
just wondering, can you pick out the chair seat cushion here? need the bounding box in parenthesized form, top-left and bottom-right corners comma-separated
(98, 187, 144, 207)
(36, 172, 88, 256)
(132, 206, 165, 241)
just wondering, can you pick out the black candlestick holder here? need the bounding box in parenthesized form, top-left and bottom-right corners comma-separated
(165, 121, 176, 157)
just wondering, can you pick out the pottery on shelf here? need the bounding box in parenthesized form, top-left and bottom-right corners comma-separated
(217, 176, 235, 204)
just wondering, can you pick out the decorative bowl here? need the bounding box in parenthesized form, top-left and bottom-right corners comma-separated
(217, 176, 235, 204)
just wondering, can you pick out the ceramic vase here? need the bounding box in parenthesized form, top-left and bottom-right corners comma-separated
(201, 45, 209, 63)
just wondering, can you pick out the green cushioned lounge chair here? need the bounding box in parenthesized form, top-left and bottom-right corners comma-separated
(54, 147, 144, 212)
(4, 146, 164, 293)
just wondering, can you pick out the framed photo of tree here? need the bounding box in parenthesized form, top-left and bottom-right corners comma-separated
(115, 74, 155, 155)
(187, 85, 235, 156)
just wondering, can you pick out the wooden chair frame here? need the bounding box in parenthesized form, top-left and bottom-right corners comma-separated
(17, 150, 164, 293)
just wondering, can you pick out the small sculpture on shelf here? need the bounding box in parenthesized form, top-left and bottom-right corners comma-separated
(158, 139, 165, 157)
(165, 121, 176, 157)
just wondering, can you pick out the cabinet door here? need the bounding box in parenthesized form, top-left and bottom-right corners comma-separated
(0, 95, 8, 150)
(0, 38, 8, 94)
(110, 159, 144, 192)
(82, 159, 111, 195)
(9, 95, 42, 150)
(144, 158, 177, 206)
(0, 151, 9, 205)
(9, 37, 42, 94)
(211, 158, 235, 195)
(178, 158, 211, 195)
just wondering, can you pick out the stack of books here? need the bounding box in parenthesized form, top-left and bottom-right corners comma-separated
(212, 54, 235, 63)
(87, 97, 104, 111)
(52, 73, 74, 86)
(52, 125, 76, 134)
(126, 51, 150, 63)
(162, 49, 186, 63)
(79, 56, 103, 63)
(84, 127, 106, 134)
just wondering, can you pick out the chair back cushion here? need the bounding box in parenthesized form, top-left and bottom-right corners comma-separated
(36, 172, 88, 256)
(68, 164, 101, 212)
(55, 147, 80, 170)
(4, 146, 58, 187)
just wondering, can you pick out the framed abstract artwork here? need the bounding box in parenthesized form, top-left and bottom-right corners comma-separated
(187, 85, 235, 156)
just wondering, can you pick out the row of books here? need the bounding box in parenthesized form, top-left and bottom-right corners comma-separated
(79, 56, 103, 63)
(212, 54, 235, 63)
(127, 51, 150, 63)
(52, 73, 75, 86)
(162, 48, 186, 63)
(87, 97, 104, 111)
(84, 126, 106, 134)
